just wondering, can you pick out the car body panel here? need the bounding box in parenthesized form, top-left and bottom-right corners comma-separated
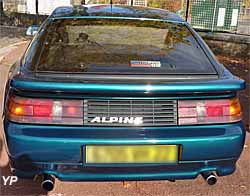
(4, 120, 245, 162)
(4, 119, 244, 180)
(2, 5, 246, 182)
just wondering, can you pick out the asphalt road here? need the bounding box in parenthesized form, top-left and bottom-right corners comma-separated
(0, 42, 249, 196)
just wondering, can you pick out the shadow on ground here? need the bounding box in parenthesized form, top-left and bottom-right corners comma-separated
(0, 135, 47, 196)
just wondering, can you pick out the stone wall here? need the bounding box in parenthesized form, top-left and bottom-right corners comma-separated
(0, 12, 47, 27)
(199, 32, 250, 59)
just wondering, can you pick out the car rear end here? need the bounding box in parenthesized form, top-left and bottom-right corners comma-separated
(2, 12, 246, 185)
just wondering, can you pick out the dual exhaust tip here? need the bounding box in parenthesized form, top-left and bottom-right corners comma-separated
(201, 171, 217, 186)
(40, 172, 217, 191)
(41, 174, 55, 192)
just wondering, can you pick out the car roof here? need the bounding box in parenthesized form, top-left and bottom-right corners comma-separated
(50, 4, 185, 23)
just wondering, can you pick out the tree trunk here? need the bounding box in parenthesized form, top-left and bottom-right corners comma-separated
(0, 0, 3, 17)
(35, 0, 38, 24)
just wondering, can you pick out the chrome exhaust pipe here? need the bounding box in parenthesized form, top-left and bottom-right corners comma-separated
(201, 172, 217, 185)
(41, 174, 55, 191)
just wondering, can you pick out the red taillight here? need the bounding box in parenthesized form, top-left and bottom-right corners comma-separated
(178, 98, 241, 125)
(66, 106, 77, 115)
(206, 106, 223, 117)
(7, 96, 83, 125)
(33, 100, 53, 117)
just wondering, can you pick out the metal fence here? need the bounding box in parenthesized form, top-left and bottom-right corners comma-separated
(144, 0, 250, 35)
(1, 0, 250, 35)
(142, 0, 249, 35)
(238, 3, 250, 34)
(190, 0, 242, 32)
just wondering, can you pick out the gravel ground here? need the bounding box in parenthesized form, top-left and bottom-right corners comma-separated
(0, 41, 249, 196)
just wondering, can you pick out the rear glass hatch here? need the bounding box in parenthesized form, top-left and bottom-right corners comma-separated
(26, 18, 218, 76)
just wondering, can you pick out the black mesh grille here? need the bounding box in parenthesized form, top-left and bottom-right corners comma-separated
(84, 99, 177, 126)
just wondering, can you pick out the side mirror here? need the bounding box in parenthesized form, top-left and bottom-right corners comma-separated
(26, 25, 39, 36)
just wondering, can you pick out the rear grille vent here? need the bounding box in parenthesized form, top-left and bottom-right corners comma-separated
(84, 99, 177, 126)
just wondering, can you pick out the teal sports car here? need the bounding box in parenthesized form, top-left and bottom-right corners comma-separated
(2, 5, 246, 191)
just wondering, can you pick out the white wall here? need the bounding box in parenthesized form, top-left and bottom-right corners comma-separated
(38, 0, 71, 15)
(26, 0, 71, 15)
(26, 0, 36, 14)
(133, 0, 147, 6)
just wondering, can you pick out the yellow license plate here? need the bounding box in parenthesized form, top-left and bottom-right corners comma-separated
(85, 145, 179, 164)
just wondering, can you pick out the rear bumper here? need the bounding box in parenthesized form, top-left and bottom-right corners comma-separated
(3, 119, 245, 181)
(11, 158, 238, 181)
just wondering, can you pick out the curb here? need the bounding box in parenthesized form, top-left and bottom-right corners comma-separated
(0, 41, 28, 64)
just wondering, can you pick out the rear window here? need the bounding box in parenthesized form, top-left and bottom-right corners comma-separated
(27, 18, 216, 75)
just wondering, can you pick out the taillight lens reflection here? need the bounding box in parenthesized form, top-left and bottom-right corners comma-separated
(178, 97, 241, 125)
(7, 96, 83, 125)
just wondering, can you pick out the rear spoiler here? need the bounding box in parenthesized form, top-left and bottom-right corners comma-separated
(10, 75, 245, 95)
